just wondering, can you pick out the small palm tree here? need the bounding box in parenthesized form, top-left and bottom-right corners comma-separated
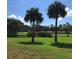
(24, 8, 43, 42)
(47, 1, 67, 43)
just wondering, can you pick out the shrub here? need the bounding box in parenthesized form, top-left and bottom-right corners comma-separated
(27, 32, 52, 37)
(7, 34, 17, 37)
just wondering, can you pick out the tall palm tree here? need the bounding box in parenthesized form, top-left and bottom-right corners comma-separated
(47, 1, 67, 43)
(24, 8, 43, 42)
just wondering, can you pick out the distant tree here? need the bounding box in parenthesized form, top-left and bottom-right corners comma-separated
(47, 1, 67, 43)
(50, 24, 54, 28)
(58, 24, 63, 33)
(24, 8, 43, 42)
(7, 18, 23, 35)
(58, 24, 62, 29)
(50, 24, 55, 31)
(22, 25, 31, 32)
(63, 22, 72, 37)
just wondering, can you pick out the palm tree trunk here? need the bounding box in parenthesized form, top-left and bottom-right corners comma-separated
(32, 22, 35, 42)
(55, 18, 58, 43)
(36, 22, 39, 37)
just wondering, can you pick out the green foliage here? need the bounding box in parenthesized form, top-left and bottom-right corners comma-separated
(7, 18, 23, 36)
(47, 1, 67, 18)
(27, 32, 52, 37)
(24, 8, 43, 23)
(62, 23, 72, 36)
(7, 34, 18, 37)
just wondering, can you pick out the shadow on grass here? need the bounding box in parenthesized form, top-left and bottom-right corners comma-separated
(50, 42, 72, 49)
(19, 41, 44, 45)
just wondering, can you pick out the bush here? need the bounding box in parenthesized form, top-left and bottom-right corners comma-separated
(7, 34, 17, 37)
(27, 32, 52, 37)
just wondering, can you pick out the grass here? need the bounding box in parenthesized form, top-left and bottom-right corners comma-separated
(8, 35, 72, 59)
(17, 32, 28, 35)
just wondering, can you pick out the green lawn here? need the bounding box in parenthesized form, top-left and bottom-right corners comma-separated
(8, 36, 72, 59)
(17, 32, 28, 35)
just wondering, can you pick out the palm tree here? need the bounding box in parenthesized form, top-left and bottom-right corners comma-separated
(47, 1, 67, 43)
(24, 8, 43, 42)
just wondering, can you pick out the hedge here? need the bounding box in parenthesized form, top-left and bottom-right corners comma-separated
(27, 32, 52, 37)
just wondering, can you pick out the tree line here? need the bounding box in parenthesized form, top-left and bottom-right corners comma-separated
(7, 18, 72, 36)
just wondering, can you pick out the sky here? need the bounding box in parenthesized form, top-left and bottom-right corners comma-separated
(7, 0, 72, 26)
